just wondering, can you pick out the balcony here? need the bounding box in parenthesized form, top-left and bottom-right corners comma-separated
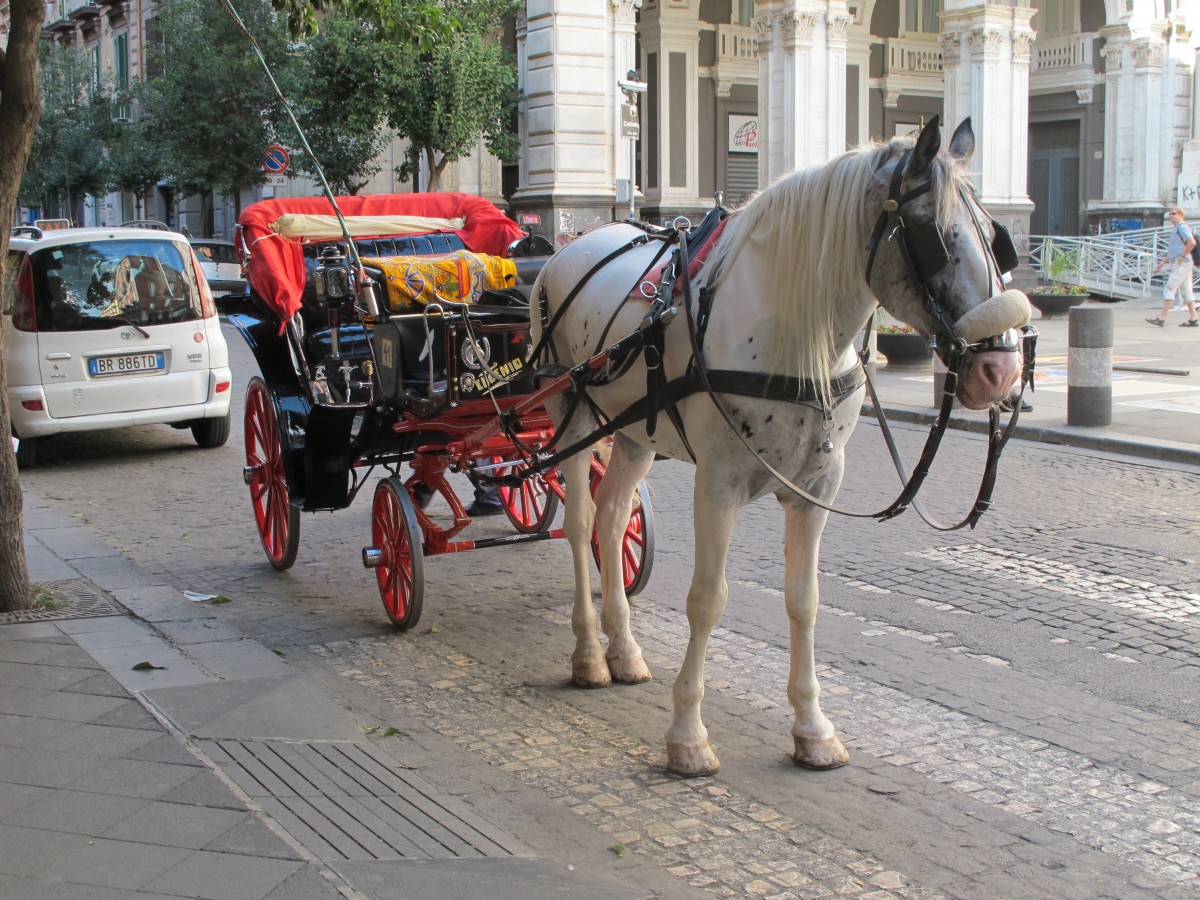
(1030, 32, 1099, 96)
(882, 36, 943, 105)
(712, 23, 757, 97)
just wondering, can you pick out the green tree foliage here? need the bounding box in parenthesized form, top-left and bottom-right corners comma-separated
(20, 42, 111, 217)
(142, 0, 290, 215)
(290, 14, 391, 195)
(382, 0, 521, 191)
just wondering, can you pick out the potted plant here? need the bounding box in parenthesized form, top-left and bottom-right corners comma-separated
(1029, 244, 1090, 317)
(874, 314, 933, 367)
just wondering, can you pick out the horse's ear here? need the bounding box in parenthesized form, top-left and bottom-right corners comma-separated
(907, 114, 942, 177)
(949, 118, 975, 165)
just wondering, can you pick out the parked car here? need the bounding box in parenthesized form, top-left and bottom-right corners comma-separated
(4, 224, 233, 469)
(190, 238, 247, 299)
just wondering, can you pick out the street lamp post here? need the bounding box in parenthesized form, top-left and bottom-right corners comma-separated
(619, 70, 645, 221)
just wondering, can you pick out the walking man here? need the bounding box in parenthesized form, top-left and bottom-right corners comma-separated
(1148, 207, 1200, 327)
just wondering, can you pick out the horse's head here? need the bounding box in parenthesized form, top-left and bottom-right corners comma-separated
(866, 117, 1030, 410)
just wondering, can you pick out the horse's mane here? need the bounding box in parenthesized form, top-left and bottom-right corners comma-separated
(709, 134, 969, 404)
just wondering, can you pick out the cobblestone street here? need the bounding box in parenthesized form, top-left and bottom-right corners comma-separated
(15, 326, 1200, 898)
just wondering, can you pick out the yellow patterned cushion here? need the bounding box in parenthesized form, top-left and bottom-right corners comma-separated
(364, 250, 517, 310)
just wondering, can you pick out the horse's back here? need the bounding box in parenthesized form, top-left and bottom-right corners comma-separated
(533, 223, 669, 359)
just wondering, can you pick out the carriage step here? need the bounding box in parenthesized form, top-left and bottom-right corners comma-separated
(200, 738, 529, 861)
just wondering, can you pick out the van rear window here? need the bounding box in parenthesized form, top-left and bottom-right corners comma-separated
(30, 238, 202, 332)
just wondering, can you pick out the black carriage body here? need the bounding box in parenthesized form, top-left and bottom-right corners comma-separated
(372, 306, 539, 406)
(228, 290, 539, 514)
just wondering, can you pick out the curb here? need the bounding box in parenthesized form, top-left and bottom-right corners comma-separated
(866, 403, 1200, 467)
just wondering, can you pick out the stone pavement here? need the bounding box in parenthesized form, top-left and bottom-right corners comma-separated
(869, 300, 1200, 466)
(4, 504, 656, 900)
(4, 296, 1198, 900)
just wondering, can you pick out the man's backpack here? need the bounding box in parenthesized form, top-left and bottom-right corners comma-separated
(1180, 223, 1200, 265)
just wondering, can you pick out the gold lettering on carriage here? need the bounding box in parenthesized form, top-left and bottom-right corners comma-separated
(463, 357, 524, 395)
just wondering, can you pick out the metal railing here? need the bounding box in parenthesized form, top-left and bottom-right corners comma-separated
(1027, 226, 1196, 301)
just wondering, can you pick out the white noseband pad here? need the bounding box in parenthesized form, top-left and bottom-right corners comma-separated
(952, 289, 1032, 344)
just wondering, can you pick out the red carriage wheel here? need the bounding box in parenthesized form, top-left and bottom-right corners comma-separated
(589, 456, 655, 597)
(491, 453, 561, 534)
(369, 476, 425, 630)
(243, 377, 300, 570)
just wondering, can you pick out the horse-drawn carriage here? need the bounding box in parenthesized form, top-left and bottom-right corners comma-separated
(229, 118, 1037, 776)
(227, 191, 653, 630)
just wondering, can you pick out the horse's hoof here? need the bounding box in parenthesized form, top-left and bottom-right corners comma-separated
(792, 734, 850, 769)
(607, 654, 652, 684)
(666, 740, 720, 777)
(572, 661, 612, 688)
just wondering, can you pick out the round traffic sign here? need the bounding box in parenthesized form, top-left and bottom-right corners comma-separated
(262, 145, 290, 175)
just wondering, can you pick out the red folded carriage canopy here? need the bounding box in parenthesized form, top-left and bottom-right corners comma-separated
(237, 192, 524, 327)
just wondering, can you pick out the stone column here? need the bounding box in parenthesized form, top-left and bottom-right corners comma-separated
(511, 1, 639, 246)
(638, 0, 703, 222)
(1097, 31, 1172, 212)
(1177, 45, 1200, 216)
(755, 0, 852, 184)
(940, 3, 1036, 236)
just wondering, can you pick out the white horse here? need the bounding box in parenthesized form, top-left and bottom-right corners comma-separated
(531, 118, 1029, 776)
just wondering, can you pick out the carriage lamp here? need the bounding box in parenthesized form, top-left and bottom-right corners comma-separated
(315, 244, 350, 304)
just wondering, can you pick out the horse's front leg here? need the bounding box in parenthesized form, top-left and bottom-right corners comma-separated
(781, 486, 850, 769)
(665, 476, 739, 776)
(594, 434, 654, 684)
(561, 450, 609, 687)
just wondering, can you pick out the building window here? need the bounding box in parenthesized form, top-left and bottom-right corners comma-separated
(113, 32, 129, 90)
(904, 0, 941, 35)
(1031, 0, 1077, 34)
(113, 32, 130, 121)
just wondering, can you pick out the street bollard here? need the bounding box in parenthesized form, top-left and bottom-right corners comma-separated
(1067, 306, 1113, 427)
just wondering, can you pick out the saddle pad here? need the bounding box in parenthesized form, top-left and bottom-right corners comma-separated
(364, 250, 518, 310)
(629, 218, 728, 300)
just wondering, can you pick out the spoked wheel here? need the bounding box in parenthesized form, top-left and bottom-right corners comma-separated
(589, 457, 656, 597)
(368, 476, 425, 630)
(244, 377, 300, 570)
(490, 453, 561, 534)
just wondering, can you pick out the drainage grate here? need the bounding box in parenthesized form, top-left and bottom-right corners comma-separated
(201, 739, 528, 862)
(0, 580, 121, 626)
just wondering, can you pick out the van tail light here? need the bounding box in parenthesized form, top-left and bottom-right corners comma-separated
(191, 252, 217, 319)
(12, 257, 37, 332)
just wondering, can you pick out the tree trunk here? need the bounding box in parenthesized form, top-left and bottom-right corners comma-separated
(0, 0, 46, 612)
(201, 191, 215, 237)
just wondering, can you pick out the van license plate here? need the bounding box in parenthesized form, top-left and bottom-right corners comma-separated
(88, 352, 165, 377)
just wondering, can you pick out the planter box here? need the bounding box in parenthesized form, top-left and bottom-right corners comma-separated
(1028, 291, 1088, 318)
(876, 332, 932, 367)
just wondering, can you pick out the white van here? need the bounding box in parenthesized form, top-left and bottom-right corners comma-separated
(3, 225, 232, 468)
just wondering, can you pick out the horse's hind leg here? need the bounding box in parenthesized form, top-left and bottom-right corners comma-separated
(782, 497, 850, 769)
(594, 434, 654, 684)
(562, 449, 609, 687)
(665, 475, 738, 776)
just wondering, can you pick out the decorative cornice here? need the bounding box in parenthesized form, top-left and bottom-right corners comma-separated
(827, 14, 854, 41)
(611, 0, 642, 26)
(1011, 31, 1033, 63)
(884, 88, 900, 108)
(780, 11, 821, 42)
(1076, 87, 1093, 104)
(940, 30, 960, 61)
(1101, 43, 1124, 67)
(967, 26, 1006, 55)
(1130, 39, 1164, 68)
(753, 12, 773, 52)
